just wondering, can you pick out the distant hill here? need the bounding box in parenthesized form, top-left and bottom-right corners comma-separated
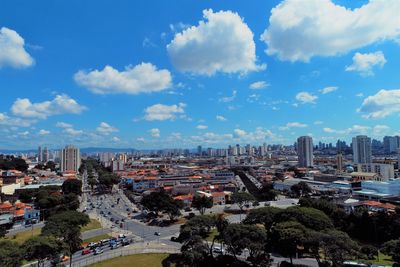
(0, 147, 136, 155)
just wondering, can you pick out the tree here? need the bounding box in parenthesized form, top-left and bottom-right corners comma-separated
(141, 189, 182, 218)
(62, 179, 82, 195)
(361, 245, 378, 260)
(290, 181, 312, 197)
(181, 235, 209, 267)
(258, 183, 278, 201)
(270, 221, 309, 266)
(244, 206, 281, 231)
(165, 199, 184, 221)
(381, 239, 400, 263)
(320, 230, 361, 266)
(192, 195, 213, 215)
(0, 226, 6, 238)
(231, 192, 255, 212)
(24, 236, 63, 267)
(275, 207, 334, 231)
(223, 224, 268, 266)
(0, 240, 23, 267)
(88, 178, 97, 190)
(42, 211, 89, 267)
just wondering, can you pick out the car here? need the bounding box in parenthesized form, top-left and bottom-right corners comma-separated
(118, 234, 126, 239)
(100, 211, 104, 214)
(108, 211, 112, 215)
(154, 232, 161, 236)
(111, 243, 119, 249)
(81, 249, 91, 255)
(170, 236, 179, 242)
(94, 248, 103, 255)
(213, 247, 224, 254)
(61, 255, 69, 262)
(111, 204, 115, 208)
(184, 207, 192, 212)
(111, 225, 116, 228)
(126, 208, 130, 212)
(110, 217, 114, 222)
(121, 218, 125, 222)
(115, 220, 119, 224)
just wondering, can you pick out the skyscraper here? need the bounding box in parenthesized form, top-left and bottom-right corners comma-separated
(38, 146, 43, 162)
(352, 135, 372, 164)
(43, 147, 49, 162)
(336, 153, 343, 173)
(297, 136, 314, 167)
(60, 145, 81, 173)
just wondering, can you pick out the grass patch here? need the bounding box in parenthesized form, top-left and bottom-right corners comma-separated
(206, 228, 219, 242)
(89, 253, 170, 267)
(369, 251, 393, 266)
(83, 234, 111, 244)
(81, 219, 101, 232)
(1, 227, 41, 244)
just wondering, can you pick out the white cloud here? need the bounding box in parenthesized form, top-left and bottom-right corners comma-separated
(96, 122, 118, 135)
(0, 27, 34, 68)
(345, 51, 386, 76)
(314, 121, 323, 125)
(319, 86, 338, 94)
(167, 9, 265, 75)
(74, 63, 172, 94)
(216, 115, 227, 121)
(373, 124, 390, 136)
(55, 121, 83, 136)
(196, 124, 208, 130)
(356, 93, 364, 97)
(0, 112, 33, 127)
(233, 128, 247, 138)
(296, 92, 318, 104)
(261, 0, 400, 62)
(144, 103, 186, 121)
(358, 89, 400, 119)
(149, 128, 160, 137)
(111, 136, 120, 142)
(279, 122, 308, 130)
(38, 129, 50, 135)
(323, 124, 371, 135)
(249, 81, 269, 90)
(219, 90, 237, 103)
(11, 95, 86, 119)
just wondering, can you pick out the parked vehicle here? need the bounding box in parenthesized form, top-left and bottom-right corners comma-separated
(81, 249, 91, 255)
(94, 248, 103, 255)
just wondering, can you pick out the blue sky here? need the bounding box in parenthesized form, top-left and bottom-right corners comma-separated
(1, 0, 400, 149)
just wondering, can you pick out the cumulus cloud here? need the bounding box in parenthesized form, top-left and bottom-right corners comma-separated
(296, 92, 318, 104)
(196, 124, 208, 130)
(38, 129, 50, 135)
(358, 89, 400, 119)
(56, 121, 83, 136)
(233, 128, 247, 138)
(74, 63, 172, 94)
(249, 81, 269, 90)
(279, 122, 308, 130)
(111, 136, 120, 142)
(345, 51, 386, 76)
(149, 128, 160, 137)
(96, 122, 118, 135)
(219, 90, 237, 103)
(11, 95, 86, 119)
(216, 115, 227, 121)
(261, 0, 400, 62)
(0, 112, 33, 127)
(319, 86, 338, 94)
(0, 27, 34, 68)
(323, 124, 375, 135)
(144, 103, 186, 121)
(167, 9, 265, 75)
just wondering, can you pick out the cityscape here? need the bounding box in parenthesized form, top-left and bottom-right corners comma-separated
(1, 1, 400, 267)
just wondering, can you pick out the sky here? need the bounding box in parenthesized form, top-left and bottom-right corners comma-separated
(1, 0, 400, 150)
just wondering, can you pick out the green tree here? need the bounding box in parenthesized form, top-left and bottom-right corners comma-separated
(223, 223, 268, 265)
(61, 179, 82, 195)
(165, 199, 184, 221)
(181, 235, 209, 267)
(381, 239, 400, 263)
(258, 183, 279, 201)
(0, 240, 23, 267)
(88, 178, 97, 190)
(231, 192, 255, 212)
(0, 226, 6, 238)
(24, 236, 63, 267)
(42, 211, 89, 267)
(290, 181, 312, 197)
(192, 195, 213, 215)
(244, 206, 281, 231)
(141, 189, 181, 217)
(270, 221, 309, 265)
(361, 245, 378, 260)
(275, 207, 334, 231)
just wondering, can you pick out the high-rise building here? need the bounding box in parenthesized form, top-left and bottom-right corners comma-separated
(336, 153, 343, 173)
(352, 135, 372, 164)
(60, 145, 81, 173)
(383, 136, 400, 153)
(297, 136, 314, 167)
(197, 145, 202, 156)
(43, 147, 49, 162)
(38, 146, 43, 162)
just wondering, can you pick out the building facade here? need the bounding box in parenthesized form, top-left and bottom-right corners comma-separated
(60, 145, 81, 173)
(352, 135, 372, 164)
(297, 136, 314, 167)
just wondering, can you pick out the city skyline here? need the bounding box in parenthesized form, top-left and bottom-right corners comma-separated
(2, 0, 400, 150)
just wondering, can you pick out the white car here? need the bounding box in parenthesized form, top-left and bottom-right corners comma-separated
(213, 247, 224, 254)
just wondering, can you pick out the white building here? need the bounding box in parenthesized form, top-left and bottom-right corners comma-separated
(352, 135, 372, 164)
(60, 145, 81, 173)
(357, 163, 394, 181)
(297, 136, 314, 167)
